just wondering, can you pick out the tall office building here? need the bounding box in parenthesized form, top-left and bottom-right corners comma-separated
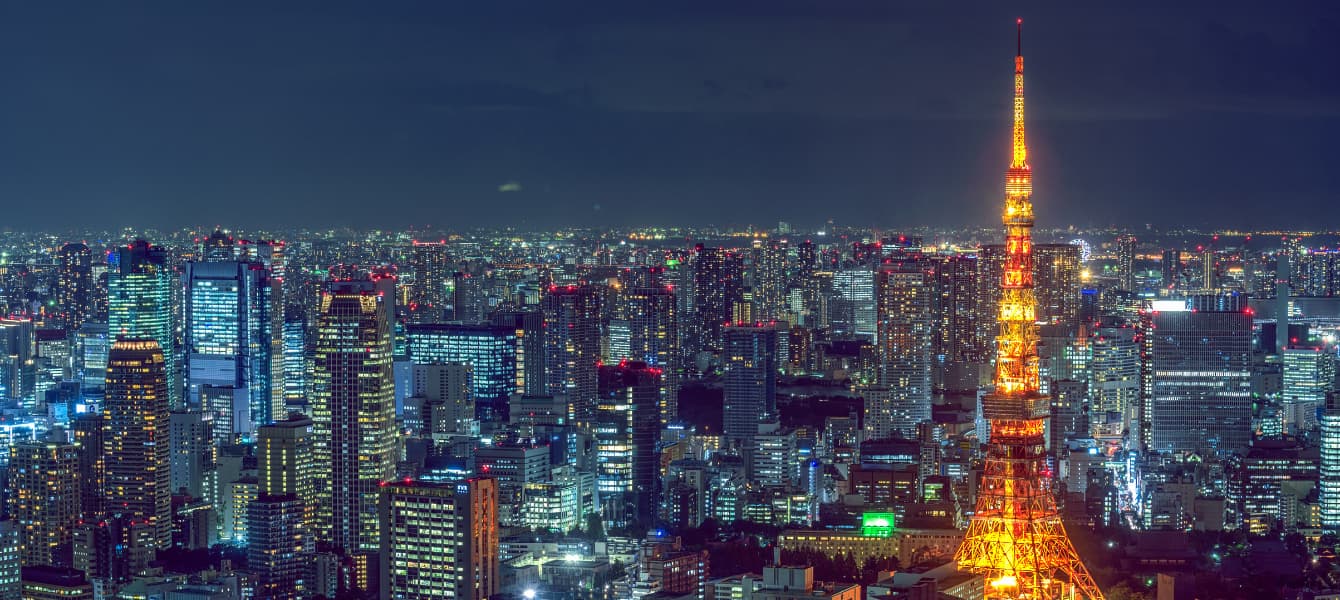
(281, 306, 307, 414)
(57, 244, 93, 331)
(1148, 297, 1253, 454)
(873, 265, 933, 434)
(406, 323, 517, 423)
(248, 496, 309, 600)
(541, 285, 601, 424)
(107, 241, 178, 408)
(70, 415, 103, 521)
(0, 320, 35, 408)
(379, 479, 498, 600)
(722, 325, 779, 446)
(623, 287, 680, 423)
(103, 339, 171, 549)
(490, 309, 546, 397)
(691, 247, 744, 354)
(832, 267, 876, 339)
(249, 416, 316, 599)
(256, 416, 316, 510)
(1115, 234, 1137, 292)
(595, 362, 660, 529)
(183, 260, 275, 433)
(311, 280, 396, 555)
(1321, 393, 1340, 533)
(408, 363, 473, 435)
(1281, 347, 1337, 434)
(168, 411, 213, 499)
(8, 439, 79, 567)
(1088, 328, 1140, 437)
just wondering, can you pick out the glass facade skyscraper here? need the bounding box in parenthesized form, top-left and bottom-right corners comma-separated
(1148, 299, 1253, 455)
(405, 323, 517, 423)
(183, 260, 275, 433)
(108, 241, 178, 408)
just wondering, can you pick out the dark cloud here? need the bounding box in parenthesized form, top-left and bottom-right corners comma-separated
(0, 1, 1335, 230)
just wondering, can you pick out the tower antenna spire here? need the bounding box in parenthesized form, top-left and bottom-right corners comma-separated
(1017, 17, 1022, 57)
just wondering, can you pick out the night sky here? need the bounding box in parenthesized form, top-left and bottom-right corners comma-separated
(0, 2, 1336, 230)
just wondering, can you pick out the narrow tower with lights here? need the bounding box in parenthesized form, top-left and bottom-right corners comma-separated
(953, 20, 1105, 600)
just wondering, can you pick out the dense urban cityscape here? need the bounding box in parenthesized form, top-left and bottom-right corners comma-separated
(0, 5, 1336, 600)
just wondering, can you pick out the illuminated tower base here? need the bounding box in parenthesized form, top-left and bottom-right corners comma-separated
(954, 400, 1103, 599)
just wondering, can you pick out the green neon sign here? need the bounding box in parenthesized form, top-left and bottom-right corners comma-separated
(861, 512, 896, 537)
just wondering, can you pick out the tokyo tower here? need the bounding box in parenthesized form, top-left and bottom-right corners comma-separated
(953, 20, 1105, 600)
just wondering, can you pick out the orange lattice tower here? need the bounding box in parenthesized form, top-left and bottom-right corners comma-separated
(953, 20, 1105, 600)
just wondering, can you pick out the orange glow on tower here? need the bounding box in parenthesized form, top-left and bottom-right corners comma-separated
(953, 21, 1105, 600)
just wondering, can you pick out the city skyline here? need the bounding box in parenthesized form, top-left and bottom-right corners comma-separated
(0, 2, 1336, 230)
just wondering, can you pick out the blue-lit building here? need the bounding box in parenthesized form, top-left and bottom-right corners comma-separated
(183, 260, 275, 435)
(405, 323, 517, 422)
(282, 306, 307, 415)
(108, 240, 179, 407)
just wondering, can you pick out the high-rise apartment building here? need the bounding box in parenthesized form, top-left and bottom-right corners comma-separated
(623, 287, 679, 423)
(874, 264, 933, 434)
(1115, 234, 1136, 292)
(311, 280, 396, 556)
(691, 247, 744, 354)
(542, 285, 601, 424)
(57, 244, 93, 331)
(103, 339, 171, 549)
(379, 479, 498, 600)
(750, 239, 788, 322)
(8, 439, 79, 567)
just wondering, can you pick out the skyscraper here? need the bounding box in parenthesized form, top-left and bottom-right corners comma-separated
(379, 479, 499, 600)
(8, 439, 79, 567)
(1115, 234, 1136, 292)
(406, 323, 517, 423)
(103, 339, 171, 550)
(56, 244, 93, 331)
(722, 324, 779, 446)
(490, 308, 546, 398)
(183, 260, 275, 432)
(1320, 393, 1340, 533)
(281, 305, 307, 414)
(1148, 297, 1253, 454)
(250, 416, 316, 600)
(873, 264, 933, 436)
(750, 239, 788, 322)
(955, 22, 1103, 599)
(623, 287, 680, 423)
(107, 241, 178, 408)
(408, 241, 450, 323)
(595, 362, 660, 529)
(541, 285, 601, 424)
(691, 247, 744, 354)
(1033, 243, 1081, 329)
(311, 280, 396, 556)
(1281, 347, 1336, 435)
